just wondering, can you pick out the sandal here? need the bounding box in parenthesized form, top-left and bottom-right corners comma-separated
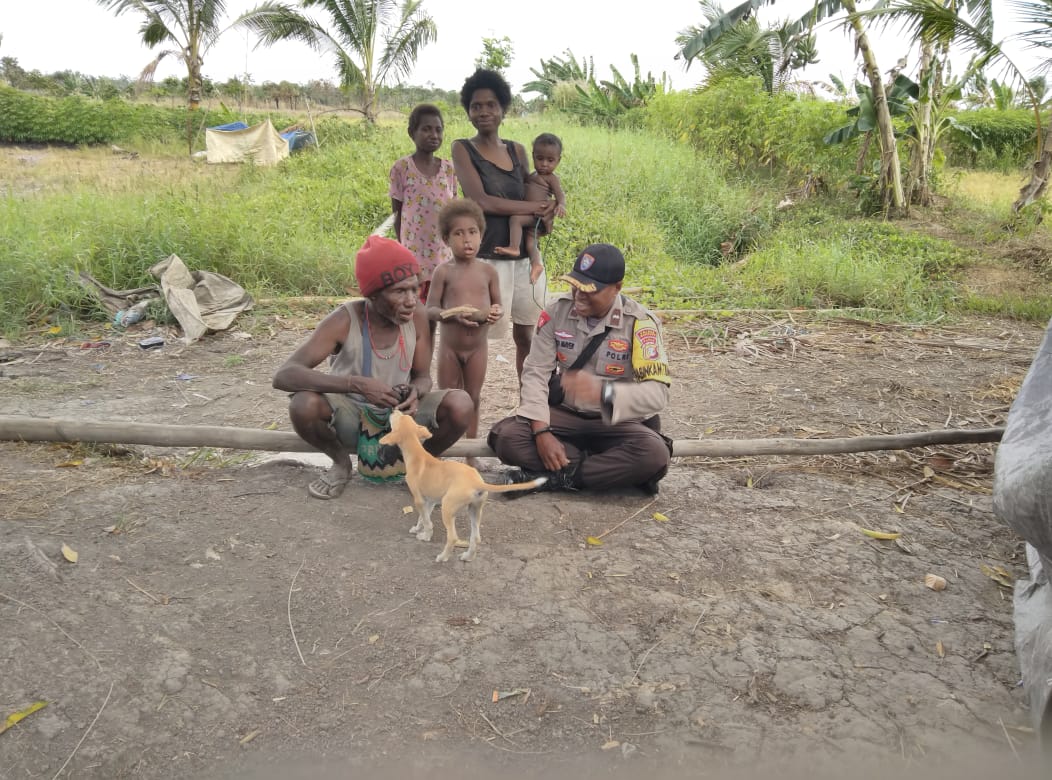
(307, 469, 351, 500)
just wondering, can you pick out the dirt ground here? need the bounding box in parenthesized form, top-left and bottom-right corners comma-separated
(0, 308, 1047, 778)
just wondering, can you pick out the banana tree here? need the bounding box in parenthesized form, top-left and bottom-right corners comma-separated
(679, 0, 907, 213)
(675, 1, 819, 94)
(868, 0, 1049, 211)
(824, 72, 918, 172)
(523, 50, 596, 101)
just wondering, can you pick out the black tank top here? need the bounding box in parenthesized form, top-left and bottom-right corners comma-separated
(456, 138, 526, 258)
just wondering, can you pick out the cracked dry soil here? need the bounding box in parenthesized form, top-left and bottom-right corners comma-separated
(0, 310, 1046, 778)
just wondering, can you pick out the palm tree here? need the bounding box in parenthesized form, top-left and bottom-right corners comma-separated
(679, 0, 908, 214)
(96, 1, 290, 112)
(676, 1, 819, 95)
(866, 0, 1050, 211)
(243, 0, 437, 122)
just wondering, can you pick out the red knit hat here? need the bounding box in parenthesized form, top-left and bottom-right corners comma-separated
(355, 236, 421, 297)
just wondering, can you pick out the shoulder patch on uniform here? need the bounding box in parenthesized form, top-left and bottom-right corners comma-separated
(631, 319, 670, 385)
(536, 311, 551, 331)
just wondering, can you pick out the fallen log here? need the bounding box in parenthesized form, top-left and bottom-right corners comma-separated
(0, 415, 1003, 459)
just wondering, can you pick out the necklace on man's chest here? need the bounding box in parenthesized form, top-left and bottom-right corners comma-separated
(364, 311, 410, 371)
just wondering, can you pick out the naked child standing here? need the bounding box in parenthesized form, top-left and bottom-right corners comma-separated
(425, 199, 503, 467)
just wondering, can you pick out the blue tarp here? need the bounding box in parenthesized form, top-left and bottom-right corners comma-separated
(282, 130, 315, 152)
(208, 121, 314, 152)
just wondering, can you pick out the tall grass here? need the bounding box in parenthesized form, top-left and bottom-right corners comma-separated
(724, 217, 970, 317)
(1, 113, 1050, 335)
(0, 115, 759, 331)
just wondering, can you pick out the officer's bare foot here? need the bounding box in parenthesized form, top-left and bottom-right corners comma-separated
(493, 246, 522, 258)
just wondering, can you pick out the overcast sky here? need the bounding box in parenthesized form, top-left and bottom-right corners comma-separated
(0, 1, 1042, 95)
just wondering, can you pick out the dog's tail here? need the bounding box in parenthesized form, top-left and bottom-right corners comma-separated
(481, 477, 548, 494)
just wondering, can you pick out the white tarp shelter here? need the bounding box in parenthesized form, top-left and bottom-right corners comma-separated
(205, 119, 289, 166)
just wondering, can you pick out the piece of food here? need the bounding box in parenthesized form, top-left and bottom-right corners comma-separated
(440, 306, 487, 322)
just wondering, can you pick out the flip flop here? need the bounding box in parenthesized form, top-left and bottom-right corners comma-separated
(307, 470, 351, 500)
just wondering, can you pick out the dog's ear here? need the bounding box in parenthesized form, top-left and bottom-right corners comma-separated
(415, 422, 432, 441)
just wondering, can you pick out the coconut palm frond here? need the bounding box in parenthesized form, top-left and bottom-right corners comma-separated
(140, 16, 173, 47)
(378, 3, 437, 83)
(1006, 0, 1052, 69)
(240, 4, 325, 49)
(335, 49, 366, 91)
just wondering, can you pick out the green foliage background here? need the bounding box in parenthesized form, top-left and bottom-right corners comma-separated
(1, 97, 1049, 336)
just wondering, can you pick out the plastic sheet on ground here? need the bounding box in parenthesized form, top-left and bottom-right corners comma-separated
(993, 316, 1052, 744)
(149, 254, 254, 343)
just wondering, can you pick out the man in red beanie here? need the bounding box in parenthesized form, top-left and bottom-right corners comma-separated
(273, 236, 473, 499)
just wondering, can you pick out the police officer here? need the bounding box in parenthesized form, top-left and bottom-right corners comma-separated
(488, 243, 672, 494)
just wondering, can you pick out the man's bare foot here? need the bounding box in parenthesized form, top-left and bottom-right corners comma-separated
(307, 461, 353, 499)
(493, 246, 522, 258)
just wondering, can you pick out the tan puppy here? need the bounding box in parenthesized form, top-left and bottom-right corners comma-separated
(379, 410, 546, 562)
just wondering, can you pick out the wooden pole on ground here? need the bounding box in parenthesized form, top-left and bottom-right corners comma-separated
(0, 416, 1003, 459)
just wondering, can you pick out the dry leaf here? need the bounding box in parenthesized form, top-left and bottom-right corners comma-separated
(936, 640, 945, 658)
(239, 730, 260, 746)
(652, 512, 670, 522)
(586, 536, 603, 547)
(55, 460, 83, 468)
(402, 505, 414, 515)
(61, 544, 78, 563)
(492, 688, 530, 702)
(0, 701, 48, 736)
(923, 466, 935, 479)
(601, 740, 620, 750)
(48, 325, 62, 335)
(979, 563, 1013, 588)
(368, 634, 380, 644)
(264, 422, 279, 430)
(925, 573, 947, 591)
(928, 454, 955, 471)
(860, 527, 901, 540)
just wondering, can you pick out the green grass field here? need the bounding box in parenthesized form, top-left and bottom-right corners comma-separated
(1, 114, 1049, 337)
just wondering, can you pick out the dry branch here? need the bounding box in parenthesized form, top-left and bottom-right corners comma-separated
(0, 415, 1002, 459)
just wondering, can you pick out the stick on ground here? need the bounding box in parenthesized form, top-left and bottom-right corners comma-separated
(0, 592, 103, 672)
(51, 680, 114, 780)
(287, 560, 306, 667)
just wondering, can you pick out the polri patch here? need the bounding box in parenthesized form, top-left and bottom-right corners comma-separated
(635, 326, 660, 360)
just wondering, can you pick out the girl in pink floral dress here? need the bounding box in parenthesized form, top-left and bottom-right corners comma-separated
(389, 104, 459, 305)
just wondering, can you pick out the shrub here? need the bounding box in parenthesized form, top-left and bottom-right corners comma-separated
(645, 77, 855, 188)
(0, 87, 299, 147)
(943, 108, 1040, 170)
